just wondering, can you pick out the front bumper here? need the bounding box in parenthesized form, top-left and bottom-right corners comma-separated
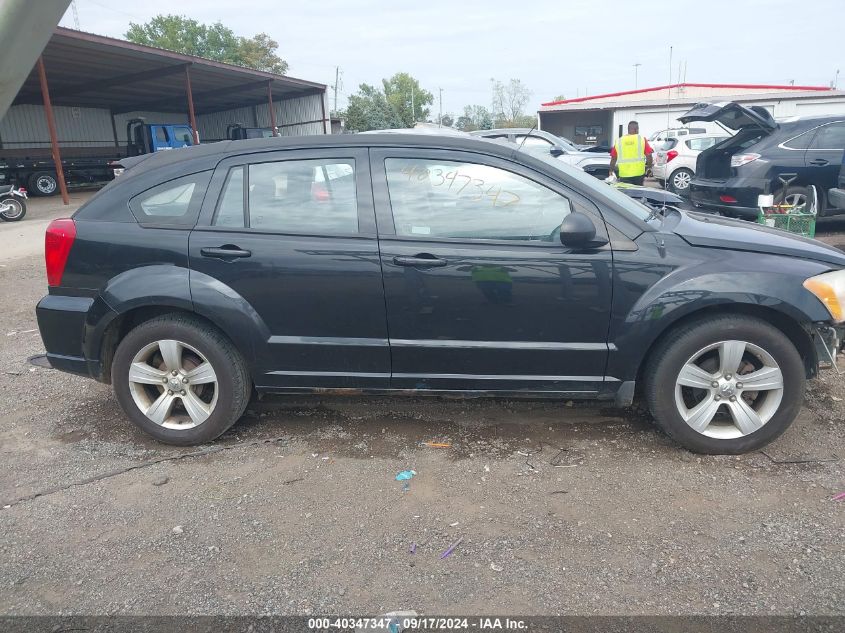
(36, 294, 102, 379)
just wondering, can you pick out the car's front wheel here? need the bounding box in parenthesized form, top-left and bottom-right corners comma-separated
(112, 314, 251, 445)
(646, 315, 805, 454)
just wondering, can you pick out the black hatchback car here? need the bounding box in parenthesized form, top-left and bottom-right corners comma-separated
(683, 102, 845, 218)
(36, 134, 845, 454)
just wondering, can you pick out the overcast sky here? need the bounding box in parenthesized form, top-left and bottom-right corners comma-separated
(61, 0, 843, 116)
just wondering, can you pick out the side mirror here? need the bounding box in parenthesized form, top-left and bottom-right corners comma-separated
(559, 212, 608, 248)
(549, 147, 565, 157)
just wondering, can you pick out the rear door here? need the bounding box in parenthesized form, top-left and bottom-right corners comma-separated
(370, 147, 614, 395)
(805, 121, 845, 193)
(190, 148, 390, 390)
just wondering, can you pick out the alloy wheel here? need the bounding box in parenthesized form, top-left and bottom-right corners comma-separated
(127, 339, 218, 430)
(674, 340, 784, 439)
(672, 170, 692, 191)
(783, 192, 807, 209)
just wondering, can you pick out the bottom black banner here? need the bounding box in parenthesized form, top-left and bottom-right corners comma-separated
(0, 616, 841, 633)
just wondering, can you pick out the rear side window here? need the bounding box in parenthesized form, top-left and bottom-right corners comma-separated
(246, 159, 357, 233)
(129, 171, 211, 227)
(783, 129, 816, 150)
(213, 167, 246, 227)
(686, 137, 719, 151)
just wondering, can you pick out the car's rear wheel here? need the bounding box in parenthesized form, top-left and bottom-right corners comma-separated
(669, 168, 693, 193)
(775, 186, 809, 211)
(112, 314, 251, 445)
(646, 315, 805, 454)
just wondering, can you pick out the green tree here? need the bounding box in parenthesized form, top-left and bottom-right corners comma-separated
(126, 14, 288, 74)
(342, 83, 404, 132)
(490, 78, 533, 127)
(382, 72, 433, 127)
(455, 105, 493, 132)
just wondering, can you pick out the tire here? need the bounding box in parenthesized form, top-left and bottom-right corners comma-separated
(668, 168, 693, 194)
(27, 171, 58, 196)
(0, 197, 26, 221)
(774, 186, 809, 212)
(112, 314, 251, 445)
(645, 315, 805, 454)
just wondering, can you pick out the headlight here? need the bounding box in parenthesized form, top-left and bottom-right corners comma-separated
(804, 270, 845, 322)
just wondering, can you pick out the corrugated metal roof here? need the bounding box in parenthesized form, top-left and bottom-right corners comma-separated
(13, 27, 326, 115)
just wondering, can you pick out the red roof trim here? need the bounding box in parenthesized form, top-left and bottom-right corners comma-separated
(541, 82, 832, 107)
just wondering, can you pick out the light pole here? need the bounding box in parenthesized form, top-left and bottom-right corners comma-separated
(633, 63, 641, 89)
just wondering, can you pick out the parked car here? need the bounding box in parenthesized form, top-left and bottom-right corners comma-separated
(682, 102, 845, 218)
(470, 128, 611, 179)
(653, 134, 730, 193)
(649, 127, 709, 147)
(36, 134, 845, 454)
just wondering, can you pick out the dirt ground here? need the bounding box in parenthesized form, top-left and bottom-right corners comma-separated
(0, 194, 843, 616)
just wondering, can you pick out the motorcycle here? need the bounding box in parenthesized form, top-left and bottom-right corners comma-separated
(0, 185, 27, 222)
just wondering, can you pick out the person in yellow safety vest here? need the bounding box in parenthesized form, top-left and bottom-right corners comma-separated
(608, 120, 654, 186)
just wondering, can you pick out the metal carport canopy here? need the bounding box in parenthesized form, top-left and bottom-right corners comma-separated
(12, 27, 326, 114)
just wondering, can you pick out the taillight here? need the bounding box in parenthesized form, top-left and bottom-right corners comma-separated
(45, 218, 76, 287)
(719, 195, 737, 204)
(730, 153, 761, 168)
(666, 150, 678, 162)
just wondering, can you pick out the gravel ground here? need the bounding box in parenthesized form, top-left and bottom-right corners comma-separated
(0, 196, 843, 616)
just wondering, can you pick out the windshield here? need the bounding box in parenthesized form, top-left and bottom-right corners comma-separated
(518, 147, 654, 222)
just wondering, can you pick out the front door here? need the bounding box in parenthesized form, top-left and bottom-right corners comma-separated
(190, 148, 390, 390)
(370, 148, 613, 394)
(805, 121, 845, 199)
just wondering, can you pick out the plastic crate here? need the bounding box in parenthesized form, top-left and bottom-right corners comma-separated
(757, 211, 816, 238)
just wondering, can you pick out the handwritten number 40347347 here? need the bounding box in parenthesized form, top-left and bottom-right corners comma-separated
(399, 164, 520, 207)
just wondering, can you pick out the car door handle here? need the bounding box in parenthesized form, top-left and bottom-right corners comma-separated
(200, 246, 252, 260)
(808, 158, 829, 166)
(392, 254, 447, 267)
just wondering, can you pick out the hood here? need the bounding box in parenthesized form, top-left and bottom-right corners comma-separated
(666, 210, 845, 267)
(678, 101, 778, 133)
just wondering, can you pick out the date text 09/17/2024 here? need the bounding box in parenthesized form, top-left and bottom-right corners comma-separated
(307, 617, 528, 630)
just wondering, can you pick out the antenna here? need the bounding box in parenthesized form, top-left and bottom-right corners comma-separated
(517, 119, 538, 151)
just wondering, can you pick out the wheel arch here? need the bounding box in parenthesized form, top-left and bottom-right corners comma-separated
(96, 305, 247, 385)
(634, 303, 818, 398)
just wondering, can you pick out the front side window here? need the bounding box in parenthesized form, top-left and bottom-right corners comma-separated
(173, 128, 193, 145)
(809, 122, 845, 150)
(129, 172, 210, 226)
(247, 159, 357, 233)
(384, 158, 572, 242)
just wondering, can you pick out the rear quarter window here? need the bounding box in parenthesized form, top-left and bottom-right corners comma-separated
(128, 171, 211, 227)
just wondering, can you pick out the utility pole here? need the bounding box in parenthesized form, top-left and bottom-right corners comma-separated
(71, 0, 80, 29)
(411, 84, 415, 123)
(633, 63, 641, 89)
(331, 66, 342, 114)
(438, 87, 443, 127)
